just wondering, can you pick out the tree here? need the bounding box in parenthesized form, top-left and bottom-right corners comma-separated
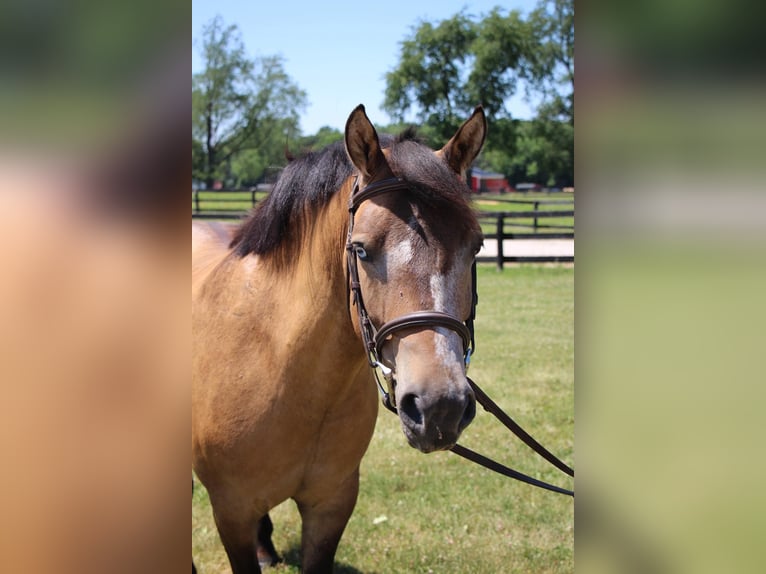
(384, 3, 573, 124)
(295, 126, 343, 153)
(526, 0, 574, 125)
(518, 0, 575, 187)
(192, 16, 306, 188)
(382, 12, 478, 140)
(382, 0, 574, 186)
(466, 8, 531, 118)
(192, 137, 206, 185)
(509, 117, 573, 187)
(228, 118, 296, 187)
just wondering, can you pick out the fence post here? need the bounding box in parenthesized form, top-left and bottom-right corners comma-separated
(194, 190, 200, 215)
(495, 214, 505, 272)
(251, 189, 257, 207)
(533, 201, 539, 232)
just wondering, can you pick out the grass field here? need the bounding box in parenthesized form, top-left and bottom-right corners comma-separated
(192, 264, 574, 573)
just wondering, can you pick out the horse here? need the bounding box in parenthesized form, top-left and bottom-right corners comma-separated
(192, 104, 487, 573)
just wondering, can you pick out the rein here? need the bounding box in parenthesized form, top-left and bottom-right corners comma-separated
(346, 176, 574, 498)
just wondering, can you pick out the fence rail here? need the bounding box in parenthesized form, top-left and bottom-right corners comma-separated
(191, 189, 260, 219)
(476, 204, 574, 268)
(192, 191, 574, 265)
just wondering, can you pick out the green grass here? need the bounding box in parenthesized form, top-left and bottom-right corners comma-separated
(193, 264, 574, 573)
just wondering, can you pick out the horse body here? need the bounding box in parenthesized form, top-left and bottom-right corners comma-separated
(193, 105, 486, 573)
(192, 195, 377, 571)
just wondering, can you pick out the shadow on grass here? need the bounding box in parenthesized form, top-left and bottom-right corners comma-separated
(280, 545, 379, 574)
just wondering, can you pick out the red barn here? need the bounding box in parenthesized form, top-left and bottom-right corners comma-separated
(470, 168, 511, 193)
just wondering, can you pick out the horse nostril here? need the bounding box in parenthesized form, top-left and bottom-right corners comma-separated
(459, 394, 476, 431)
(398, 393, 423, 426)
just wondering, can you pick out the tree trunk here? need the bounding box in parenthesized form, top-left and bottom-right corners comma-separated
(205, 101, 215, 189)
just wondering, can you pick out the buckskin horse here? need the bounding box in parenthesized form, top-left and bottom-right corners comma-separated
(192, 104, 487, 573)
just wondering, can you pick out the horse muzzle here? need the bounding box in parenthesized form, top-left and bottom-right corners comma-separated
(396, 385, 476, 453)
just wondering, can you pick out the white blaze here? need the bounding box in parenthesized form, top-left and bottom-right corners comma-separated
(429, 270, 465, 374)
(388, 238, 414, 270)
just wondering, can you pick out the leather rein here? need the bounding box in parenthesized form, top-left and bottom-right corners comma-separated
(346, 176, 574, 497)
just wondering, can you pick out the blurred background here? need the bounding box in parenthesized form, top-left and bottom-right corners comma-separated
(578, 0, 766, 572)
(0, 1, 189, 573)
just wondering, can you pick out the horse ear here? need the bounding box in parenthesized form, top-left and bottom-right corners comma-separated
(438, 106, 487, 176)
(345, 104, 386, 179)
(284, 138, 295, 162)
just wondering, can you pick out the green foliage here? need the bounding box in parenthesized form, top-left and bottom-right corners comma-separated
(294, 126, 343, 153)
(192, 138, 206, 184)
(192, 16, 307, 188)
(507, 115, 573, 187)
(230, 118, 299, 187)
(526, 0, 574, 119)
(383, 0, 574, 187)
(228, 149, 267, 188)
(467, 8, 531, 118)
(383, 12, 478, 140)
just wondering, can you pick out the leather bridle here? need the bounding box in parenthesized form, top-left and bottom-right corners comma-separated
(346, 175, 574, 497)
(346, 176, 477, 413)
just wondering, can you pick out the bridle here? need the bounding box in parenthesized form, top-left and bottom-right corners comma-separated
(346, 176, 477, 413)
(346, 175, 574, 498)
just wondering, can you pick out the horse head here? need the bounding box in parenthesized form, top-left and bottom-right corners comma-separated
(345, 105, 486, 453)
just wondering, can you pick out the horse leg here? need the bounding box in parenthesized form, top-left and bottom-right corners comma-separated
(192, 479, 197, 574)
(255, 514, 281, 568)
(210, 504, 261, 574)
(296, 470, 359, 574)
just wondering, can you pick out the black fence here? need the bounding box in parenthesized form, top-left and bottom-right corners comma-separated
(192, 191, 574, 265)
(475, 197, 574, 268)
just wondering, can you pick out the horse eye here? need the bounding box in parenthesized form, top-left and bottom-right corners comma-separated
(355, 245, 370, 261)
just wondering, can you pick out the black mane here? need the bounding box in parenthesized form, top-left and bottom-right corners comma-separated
(230, 129, 475, 260)
(230, 140, 353, 257)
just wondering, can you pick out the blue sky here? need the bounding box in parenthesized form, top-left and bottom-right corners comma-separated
(192, 0, 540, 134)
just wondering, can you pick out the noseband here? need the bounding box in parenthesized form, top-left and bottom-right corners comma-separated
(346, 176, 477, 413)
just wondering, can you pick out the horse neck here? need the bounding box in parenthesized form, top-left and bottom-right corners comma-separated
(288, 180, 358, 348)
